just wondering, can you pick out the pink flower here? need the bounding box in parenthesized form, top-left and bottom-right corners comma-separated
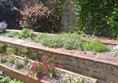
(32, 65, 37, 70)
(31, 62, 38, 71)
(42, 65, 49, 71)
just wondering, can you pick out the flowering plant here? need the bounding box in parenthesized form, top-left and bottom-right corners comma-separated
(27, 56, 57, 80)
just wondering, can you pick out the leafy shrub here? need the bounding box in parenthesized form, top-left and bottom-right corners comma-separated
(62, 34, 83, 50)
(6, 55, 16, 63)
(0, 74, 23, 83)
(107, 8, 118, 37)
(42, 36, 63, 48)
(23, 57, 29, 65)
(20, 4, 58, 32)
(16, 61, 24, 69)
(18, 28, 35, 39)
(75, 0, 118, 38)
(35, 33, 49, 43)
(36, 33, 83, 50)
(0, 57, 6, 63)
(6, 47, 16, 55)
(0, 43, 6, 53)
(7, 32, 18, 37)
(83, 40, 110, 52)
(20, 47, 30, 57)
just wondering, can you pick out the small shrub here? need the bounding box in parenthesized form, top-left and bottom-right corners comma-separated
(16, 61, 24, 69)
(83, 40, 110, 52)
(7, 32, 18, 37)
(20, 4, 57, 32)
(6, 47, 16, 55)
(35, 33, 49, 43)
(20, 47, 30, 57)
(0, 57, 6, 63)
(18, 28, 35, 39)
(36, 33, 83, 50)
(0, 43, 6, 53)
(6, 55, 16, 63)
(42, 36, 63, 48)
(24, 57, 29, 65)
(61, 33, 83, 50)
(63, 75, 84, 83)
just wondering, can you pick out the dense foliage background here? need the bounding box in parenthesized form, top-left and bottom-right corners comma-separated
(0, 0, 118, 38)
(75, 0, 118, 38)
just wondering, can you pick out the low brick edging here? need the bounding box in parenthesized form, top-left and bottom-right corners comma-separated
(82, 37, 118, 45)
(0, 36, 118, 83)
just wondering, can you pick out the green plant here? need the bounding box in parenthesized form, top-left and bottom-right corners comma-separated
(107, 8, 118, 37)
(7, 32, 18, 37)
(6, 55, 16, 63)
(42, 36, 63, 48)
(6, 47, 16, 55)
(10, 79, 24, 83)
(35, 33, 49, 43)
(0, 57, 6, 63)
(0, 73, 23, 83)
(0, 43, 6, 53)
(0, 74, 11, 83)
(18, 28, 35, 39)
(24, 57, 29, 65)
(16, 61, 24, 69)
(62, 33, 83, 50)
(20, 47, 30, 57)
(75, 0, 118, 38)
(83, 40, 110, 52)
(36, 33, 83, 50)
(64, 75, 84, 83)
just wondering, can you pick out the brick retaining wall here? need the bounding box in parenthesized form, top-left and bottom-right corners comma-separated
(0, 36, 118, 83)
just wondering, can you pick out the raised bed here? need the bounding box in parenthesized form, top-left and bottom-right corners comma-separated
(0, 55, 97, 83)
(0, 29, 117, 83)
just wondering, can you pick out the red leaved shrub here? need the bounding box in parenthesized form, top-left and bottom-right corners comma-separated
(20, 4, 58, 33)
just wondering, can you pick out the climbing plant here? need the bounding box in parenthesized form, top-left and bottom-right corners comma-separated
(75, 0, 118, 38)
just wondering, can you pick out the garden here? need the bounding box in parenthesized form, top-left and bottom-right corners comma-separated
(0, 0, 118, 83)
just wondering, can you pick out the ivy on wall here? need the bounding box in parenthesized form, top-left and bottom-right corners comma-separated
(75, 0, 118, 38)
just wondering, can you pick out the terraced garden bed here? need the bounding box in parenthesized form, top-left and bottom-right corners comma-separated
(0, 29, 117, 83)
(0, 29, 118, 57)
(0, 55, 97, 83)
